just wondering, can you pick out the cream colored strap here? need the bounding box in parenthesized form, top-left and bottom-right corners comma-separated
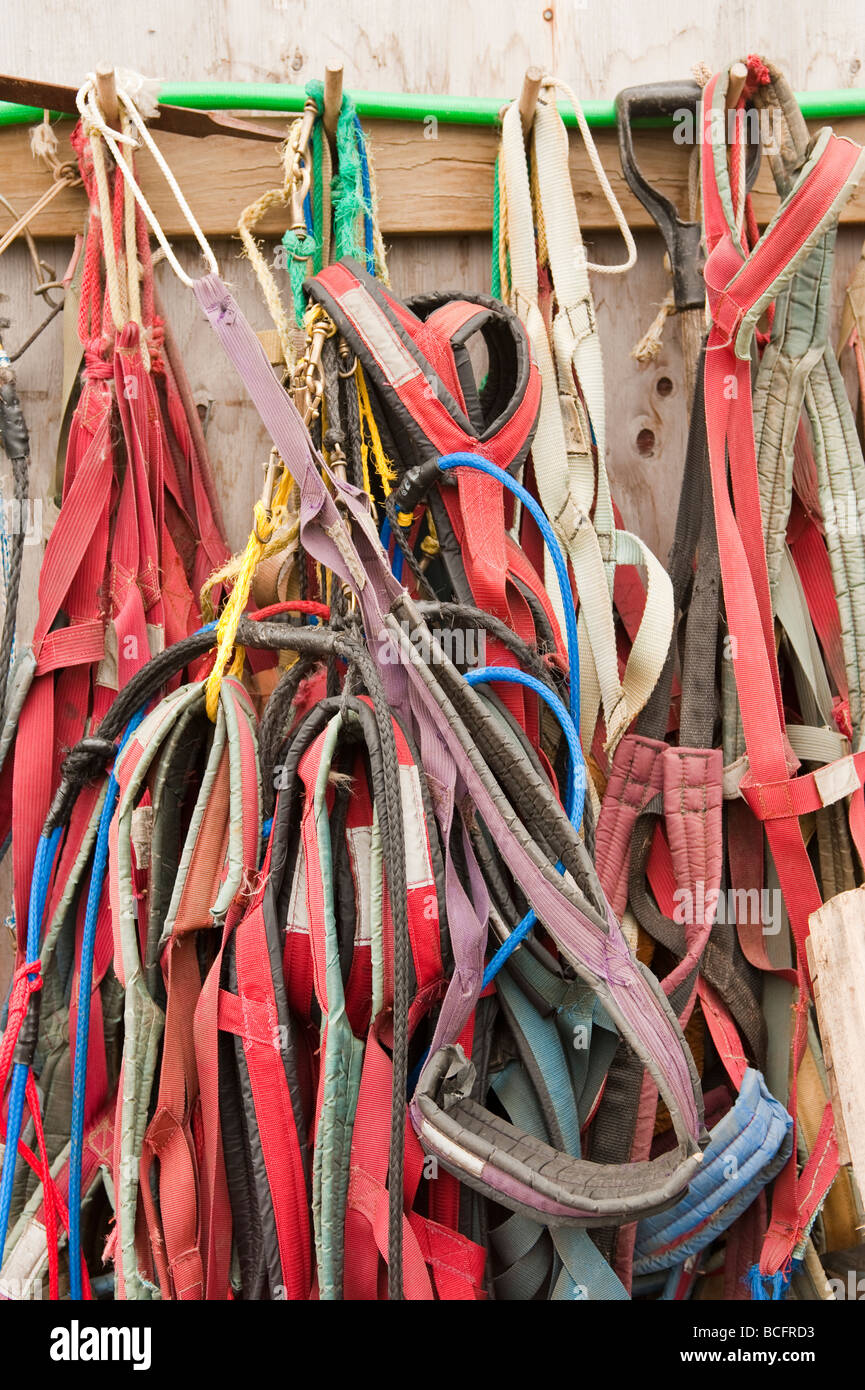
(500, 94, 672, 755)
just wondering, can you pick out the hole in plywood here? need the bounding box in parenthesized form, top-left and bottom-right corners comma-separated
(656, 376, 673, 398)
(636, 428, 656, 457)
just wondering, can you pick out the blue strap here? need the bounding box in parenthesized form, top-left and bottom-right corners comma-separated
(68, 706, 148, 1298)
(634, 1069, 793, 1276)
(436, 452, 580, 731)
(464, 668, 584, 986)
(379, 516, 404, 582)
(0, 823, 62, 1263)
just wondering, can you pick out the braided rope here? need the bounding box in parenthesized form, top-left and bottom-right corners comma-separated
(236, 138, 298, 372)
(356, 363, 396, 493)
(203, 465, 295, 719)
(75, 78, 219, 289)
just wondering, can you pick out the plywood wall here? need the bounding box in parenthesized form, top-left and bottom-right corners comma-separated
(1, 0, 864, 964)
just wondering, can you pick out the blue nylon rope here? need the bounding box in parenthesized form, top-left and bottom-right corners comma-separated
(435, 452, 580, 732)
(353, 113, 376, 274)
(432, 453, 586, 985)
(464, 668, 584, 986)
(0, 823, 62, 1263)
(68, 706, 147, 1299)
(379, 516, 404, 582)
(406, 664, 584, 1096)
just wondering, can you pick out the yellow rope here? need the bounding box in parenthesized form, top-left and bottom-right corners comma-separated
(204, 466, 295, 720)
(356, 363, 396, 494)
(199, 512, 300, 622)
(497, 155, 511, 303)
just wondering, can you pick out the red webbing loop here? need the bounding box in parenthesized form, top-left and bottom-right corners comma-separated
(699, 72, 863, 1277)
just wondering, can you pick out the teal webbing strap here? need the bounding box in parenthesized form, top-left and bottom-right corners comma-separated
(309, 714, 365, 1300)
(488, 971, 628, 1301)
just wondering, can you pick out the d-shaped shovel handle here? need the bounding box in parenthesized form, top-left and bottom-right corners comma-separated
(615, 79, 761, 312)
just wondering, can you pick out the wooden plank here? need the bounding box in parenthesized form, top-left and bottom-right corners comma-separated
(5, 0, 865, 101)
(807, 888, 865, 1197)
(6, 115, 865, 241)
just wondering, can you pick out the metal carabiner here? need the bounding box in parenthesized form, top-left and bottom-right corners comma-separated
(286, 98, 318, 235)
(293, 306, 336, 427)
(254, 448, 282, 542)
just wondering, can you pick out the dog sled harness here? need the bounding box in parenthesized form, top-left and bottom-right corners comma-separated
(498, 85, 674, 764)
(0, 112, 229, 1277)
(192, 272, 706, 1250)
(700, 59, 865, 1291)
(304, 258, 564, 738)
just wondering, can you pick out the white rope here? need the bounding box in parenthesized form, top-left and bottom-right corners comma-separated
(541, 74, 637, 276)
(75, 75, 219, 290)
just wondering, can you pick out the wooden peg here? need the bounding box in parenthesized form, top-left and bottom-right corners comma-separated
(95, 62, 119, 127)
(726, 61, 749, 111)
(323, 63, 344, 146)
(518, 66, 544, 140)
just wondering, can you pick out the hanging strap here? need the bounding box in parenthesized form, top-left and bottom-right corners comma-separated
(499, 92, 673, 757)
(701, 62, 865, 1283)
(192, 271, 706, 1223)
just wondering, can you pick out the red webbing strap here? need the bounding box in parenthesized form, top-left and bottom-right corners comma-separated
(697, 979, 749, 1091)
(343, 1034, 486, 1300)
(701, 75, 861, 1276)
(788, 491, 849, 708)
(725, 798, 793, 981)
(642, 806, 750, 1090)
(222, 864, 312, 1298)
(311, 261, 556, 734)
(11, 125, 227, 964)
(595, 734, 666, 918)
(219, 915, 312, 1298)
(292, 707, 477, 1298)
(613, 748, 723, 1287)
(343, 759, 375, 1037)
(785, 492, 865, 864)
(11, 372, 114, 942)
(193, 895, 250, 1300)
(0, 962, 94, 1300)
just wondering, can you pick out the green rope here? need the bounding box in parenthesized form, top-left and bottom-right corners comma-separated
(282, 78, 375, 322)
(312, 117, 325, 275)
(328, 96, 371, 262)
(284, 225, 319, 324)
(491, 154, 501, 298)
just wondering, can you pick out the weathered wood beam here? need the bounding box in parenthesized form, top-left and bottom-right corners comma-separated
(3, 114, 865, 240)
(807, 888, 865, 1197)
